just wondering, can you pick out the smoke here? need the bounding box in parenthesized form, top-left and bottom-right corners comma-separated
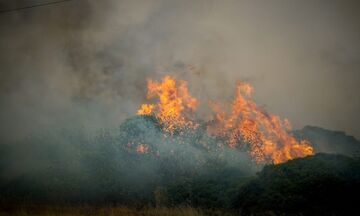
(0, 0, 360, 143)
(1, 1, 360, 206)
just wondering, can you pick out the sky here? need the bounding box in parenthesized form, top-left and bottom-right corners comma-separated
(0, 0, 359, 141)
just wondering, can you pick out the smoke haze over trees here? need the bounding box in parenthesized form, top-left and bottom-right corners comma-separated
(1, 1, 360, 215)
(1, 0, 360, 142)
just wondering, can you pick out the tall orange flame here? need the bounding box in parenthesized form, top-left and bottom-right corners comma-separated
(208, 81, 313, 164)
(138, 75, 313, 163)
(138, 76, 198, 132)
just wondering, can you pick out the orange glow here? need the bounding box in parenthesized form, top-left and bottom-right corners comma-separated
(137, 104, 155, 115)
(138, 75, 313, 164)
(138, 76, 198, 132)
(208, 81, 314, 164)
(136, 143, 148, 154)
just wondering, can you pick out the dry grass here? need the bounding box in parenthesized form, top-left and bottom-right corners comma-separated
(0, 205, 210, 216)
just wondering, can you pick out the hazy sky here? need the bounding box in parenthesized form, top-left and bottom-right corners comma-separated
(0, 0, 359, 140)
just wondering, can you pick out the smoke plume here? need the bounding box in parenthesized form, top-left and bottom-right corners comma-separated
(1, 0, 360, 143)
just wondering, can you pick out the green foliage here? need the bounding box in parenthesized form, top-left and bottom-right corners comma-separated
(0, 115, 252, 206)
(233, 153, 360, 215)
(293, 126, 360, 156)
(0, 117, 359, 215)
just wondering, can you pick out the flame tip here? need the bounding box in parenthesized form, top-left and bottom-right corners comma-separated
(137, 75, 313, 164)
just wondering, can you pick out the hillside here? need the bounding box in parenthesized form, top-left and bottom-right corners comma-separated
(0, 115, 360, 215)
(0, 115, 254, 205)
(293, 126, 360, 157)
(233, 153, 360, 215)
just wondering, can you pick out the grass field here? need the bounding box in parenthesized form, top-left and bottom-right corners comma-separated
(0, 205, 237, 216)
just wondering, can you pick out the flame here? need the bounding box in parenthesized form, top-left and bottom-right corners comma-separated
(138, 76, 198, 132)
(138, 75, 313, 164)
(137, 104, 155, 115)
(208, 81, 314, 164)
(136, 143, 148, 154)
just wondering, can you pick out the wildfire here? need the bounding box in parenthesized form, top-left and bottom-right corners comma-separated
(138, 75, 313, 164)
(207, 81, 314, 164)
(137, 104, 154, 115)
(136, 143, 148, 154)
(138, 76, 198, 132)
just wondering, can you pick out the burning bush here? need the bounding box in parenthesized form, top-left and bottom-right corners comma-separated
(137, 75, 313, 164)
(1, 76, 358, 215)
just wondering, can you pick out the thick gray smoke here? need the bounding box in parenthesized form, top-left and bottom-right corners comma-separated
(0, 0, 360, 142)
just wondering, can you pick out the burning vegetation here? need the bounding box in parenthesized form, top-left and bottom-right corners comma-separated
(138, 75, 313, 164)
(138, 75, 199, 132)
(0, 75, 358, 216)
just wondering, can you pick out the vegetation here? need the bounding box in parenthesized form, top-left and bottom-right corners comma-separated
(233, 153, 360, 215)
(0, 115, 359, 215)
(293, 125, 360, 157)
(0, 205, 207, 216)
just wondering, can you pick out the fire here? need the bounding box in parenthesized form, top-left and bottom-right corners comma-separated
(138, 75, 313, 164)
(208, 81, 314, 164)
(137, 104, 155, 115)
(138, 76, 198, 132)
(136, 143, 148, 154)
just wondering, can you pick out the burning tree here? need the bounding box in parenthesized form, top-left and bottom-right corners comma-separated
(138, 75, 313, 164)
